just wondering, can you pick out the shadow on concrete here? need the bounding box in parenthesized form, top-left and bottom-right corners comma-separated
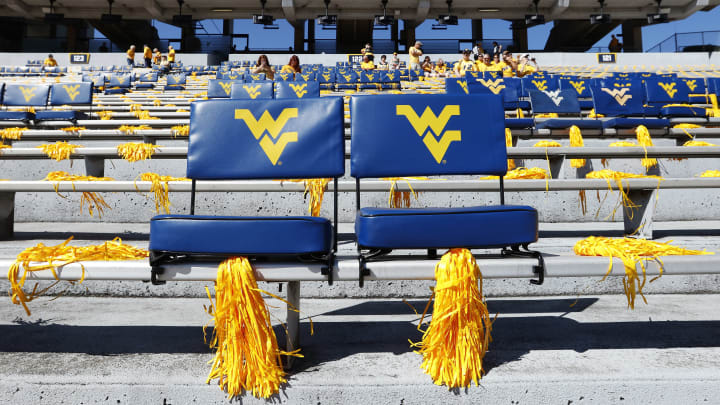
(11, 231, 149, 241)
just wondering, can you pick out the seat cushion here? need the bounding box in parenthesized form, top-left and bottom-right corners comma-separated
(0, 111, 33, 121)
(535, 118, 603, 129)
(601, 117, 670, 129)
(134, 83, 155, 89)
(505, 118, 535, 129)
(356, 205, 538, 249)
(149, 215, 332, 255)
(104, 88, 128, 95)
(34, 110, 83, 121)
(660, 106, 707, 117)
(578, 99, 594, 109)
(164, 85, 185, 91)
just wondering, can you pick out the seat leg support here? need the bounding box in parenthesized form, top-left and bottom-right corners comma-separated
(501, 245, 545, 285)
(84, 156, 105, 178)
(0, 192, 15, 240)
(624, 189, 655, 239)
(549, 156, 564, 179)
(320, 252, 334, 285)
(285, 281, 301, 370)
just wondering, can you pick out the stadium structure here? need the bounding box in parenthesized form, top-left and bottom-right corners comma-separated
(0, 0, 720, 404)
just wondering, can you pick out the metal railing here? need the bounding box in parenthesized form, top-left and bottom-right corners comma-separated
(646, 30, 720, 52)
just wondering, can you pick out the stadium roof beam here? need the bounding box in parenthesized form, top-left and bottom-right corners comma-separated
(4, 0, 32, 17)
(281, 0, 297, 22)
(679, 0, 710, 18)
(144, 0, 164, 20)
(549, 0, 571, 18)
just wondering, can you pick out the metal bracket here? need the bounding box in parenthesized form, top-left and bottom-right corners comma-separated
(357, 248, 391, 287)
(501, 244, 545, 285)
(320, 252, 335, 285)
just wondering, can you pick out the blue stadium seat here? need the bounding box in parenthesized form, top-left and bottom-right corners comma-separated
(381, 71, 401, 90)
(275, 72, 295, 81)
(35, 82, 93, 122)
(643, 78, 706, 117)
(207, 79, 243, 98)
(230, 82, 274, 99)
(217, 71, 243, 80)
(590, 81, 669, 129)
(105, 74, 132, 94)
(295, 72, 317, 81)
(246, 73, 268, 82)
(135, 72, 158, 89)
(336, 71, 359, 90)
(559, 78, 594, 109)
(275, 81, 320, 99)
(521, 77, 559, 97)
(164, 73, 187, 91)
(0, 84, 50, 121)
(149, 98, 345, 283)
(350, 94, 542, 284)
(529, 89, 603, 129)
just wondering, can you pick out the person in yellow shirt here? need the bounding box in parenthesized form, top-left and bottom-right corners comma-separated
(43, 54, 58, 68)
(280, 55, 302, 74)
(433, 59, 448, 78)
(421, 56, 434, 77)
(360, 55, 375, 70)
(516, 53, 539, 77)
(143, 45, 152, 68)
(168, 45, 176, 65)
(501, 51, 518, 77)
(126, 45, 136, 66)
(152, 48, 162, 65)
(408, 41, 423, 70)
(454, 49, 476, 76)
(475, 53, 494, 72)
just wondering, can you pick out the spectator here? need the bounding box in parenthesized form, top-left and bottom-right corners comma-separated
(126, 45, 136, 66)
(492, 41, 503, 56)
(159, 56, 171, 75)
(472, 41, 483, 61)
(391, 52, 400, 69)
(360, 55, 375, 70)
(252, 54, 275, 80)
(501, 51, 518, 77)
(433, 58, 448, 77)
(516, 53, 538, 77)
(454, 49, 476, 76)
(43, 54, 58, 67)
(609, 34, 623, 52)
(361, 43, 373, 57)
(476, 53, 494, 72)
(377, 55, 389, 70)
(281, 55, 302, 74)
(168, 45, 176, 65)
(421, 56, 434, 77)
(143, 44, 152, 68)
(152, 48, 161, 65)
(409, 41, 423, 70)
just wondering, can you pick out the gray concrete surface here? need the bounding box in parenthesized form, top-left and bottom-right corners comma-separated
(1, 294, 719, 404)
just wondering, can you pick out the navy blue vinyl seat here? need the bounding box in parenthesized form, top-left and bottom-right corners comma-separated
(230, 82, 274, 99)
(643, 78, 707, 118)
(0, 84, 50, 121)
(529, 89, 603, 129)
(350, 94, 542, 284)
(135, 72, 158, 89)
(35, 82, 93, 121)
(149, 97, 345, 283)
(590, 81, 670, 129)
(207, 79, 243, 98)
(559, 78, 594, 109)
(164, 73, 186, 91)
(336, 71, 359, 90)
(503, 79, 531, 111)
(104, 74, 132, 94)
(216, 71, 243, 80)
(275, 81, 320, 99)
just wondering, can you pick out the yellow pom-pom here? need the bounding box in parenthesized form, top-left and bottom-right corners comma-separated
(635, 125, 657, 169)
(117, 142, 160, 162)
(135, 172, 189, 214)
(43, 171, 114, 217)
(569, 125, 586, 168)
(37, 141, 83, 161)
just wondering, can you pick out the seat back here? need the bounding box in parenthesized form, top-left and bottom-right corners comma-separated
(644, 78, 690, 105)
(275, 72, 295, 81)
(138, 72, 158, 83)
(319, 71, 336, 83)
(336, 71, 359, 84)
(207, 79, 243, 98)
(481, 71, 503, 79)
(296, 72, 317, 81)
(187, 98, 344, 180)
(217, 71, 243, 80)
(350, 94, 506, 178)
(107, 74, 132, 88)
(521, 77, 559, 97)
(360, 71, 380, 83)
(528, 89, 581, 114)
(275, 81, 321, 99)
(475, 78, 507, 96)
(559, 78, 592, 98)
(166, 73, 187, 85)
(590, 81, 645, 116)
(49, 82, 93, 105)
(230, 82, 274, 99)
(384, 70, 400, 83)
(444, 78, 476, 95)
(246, 73, 267, 82)
(2, 84, 50, 106)
(679, 78, 706, 95)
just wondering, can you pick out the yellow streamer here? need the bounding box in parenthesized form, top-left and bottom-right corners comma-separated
(635, 125, 657, 169)
(699, 170, 720, 177)
(574, 236, 712, 308)
(381, 177, 429, 208)
(171, 125, 189, 137)
(7, 237, 148, 316)
(117, 125, 151, 135)
(205, 257, 302, 399)
(481, 167, 549, 180)
(135, 172, 190, 214)
(283, 179, 331, 216)
(37, 141, 82, 161)
(683, 140, 716, 147)
(117, 142, 160, 162)
(129, 104, 143, 111)
(413, 248, 493, 388)
(588, 109, 604, 118)
(97, 110, 113, 120)
(505, 128, 516, 170)
(43, 171, 114, 217)
(569, 125, 586, 168)
(585, 170, 662, 220)
(61, 126, 86, 134)
(1, 127, 26, 141)
(533, 141, 561, 148)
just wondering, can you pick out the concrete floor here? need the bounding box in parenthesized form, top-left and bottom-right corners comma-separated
(1, 295, 719, 404)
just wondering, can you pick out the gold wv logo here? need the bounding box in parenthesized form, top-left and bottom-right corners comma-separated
(658, 82, 678, 98)
(396, 105, 461, 164)
(218, 81, 233, 95)
(601, 87, 632, 106)
(569, 81, 586, 95)
(532, 80, 548, 91)
(458, 80, 469, 94)
(116, 76, 127, 85)
(243, 84, 262, 99)
(62, 84, 81, 101)
(288, 83, 307, 98)
(479, 79, 505, 95)
(235, 108, 298, 165)
(19, 86, 38, 103)
(683, 80, 697, 92)
(322, 73, 331, 81)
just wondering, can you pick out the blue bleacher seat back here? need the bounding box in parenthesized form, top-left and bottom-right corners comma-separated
(207, 79, 243, 98)
(275, 81, 321, 99)
(230, 82, 274, 99)
(2, 84, 50, 106)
